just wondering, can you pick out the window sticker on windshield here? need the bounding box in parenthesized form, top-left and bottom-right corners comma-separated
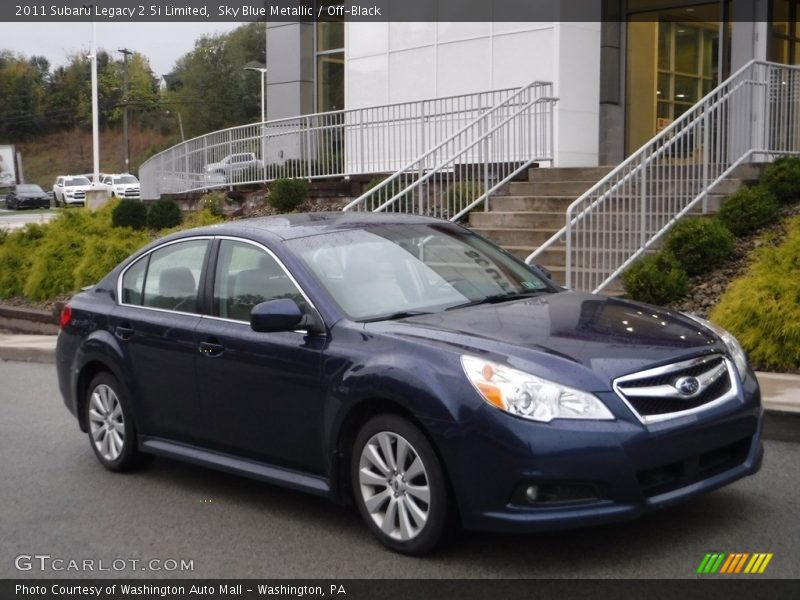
(522, 281, 541, 289)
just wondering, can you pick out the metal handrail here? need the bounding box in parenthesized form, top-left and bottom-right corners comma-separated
(138, 87, 523, 199)
(526, 60, 800, 292)
(342, 81, 556, 220)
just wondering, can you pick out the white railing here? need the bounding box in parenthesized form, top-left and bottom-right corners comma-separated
(138, 88, 522, 199)
(527, 60, 800, 293)
(342, 82, 556, 220)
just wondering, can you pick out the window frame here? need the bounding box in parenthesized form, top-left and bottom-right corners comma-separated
(117, 236, 214, 316)
(203, 236, 322, 328)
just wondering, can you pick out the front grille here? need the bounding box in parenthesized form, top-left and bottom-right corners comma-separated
(636, 437, 752, 497)
(123, 188, 140, 198)
(614, 354, 735, 423)
(72, 190, 86, 199)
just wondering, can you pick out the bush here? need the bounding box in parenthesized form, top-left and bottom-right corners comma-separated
(718, 185, 779, 236)
(663, 217, 735, 276)
(760, 155, 800, 205)
(711, 214, 800, 371)
(268, 178, 309, 212)
(73, 229, 150, 288)
(147, 199, 182, 229)
(22, 226, 87, 300)
(623, 252, 689, 305)
(445, 181, 484, 217)
(201, 191, 226, 217)
(111, 199, 148, 230)
(0, 224, 46, 297)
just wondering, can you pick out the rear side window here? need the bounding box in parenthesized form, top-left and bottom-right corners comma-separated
(213, 240, 306, 322)
(121, 240, 209, 313)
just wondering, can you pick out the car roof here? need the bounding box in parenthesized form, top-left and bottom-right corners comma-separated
(174, 212, 451, 241)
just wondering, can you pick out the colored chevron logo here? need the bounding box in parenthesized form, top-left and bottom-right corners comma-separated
(696, 552, 774, 574)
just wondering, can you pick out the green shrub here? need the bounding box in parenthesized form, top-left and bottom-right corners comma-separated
(111, 199, 148, 230)
(663, 217, 735, 276)
(711, 214, 800, 371)
(623, 252, 689, 305)
(73, 229, 150, 288)
(147, 199, 182, 229)
(760, 155, 800, 205)
(268, 178, 309, 212)
(718, 186, 779, 237)
(201, 191, 226, 217)
(22, 226, 86, 300)
(0, 224, 46, 297)
(445, 181, 484, 217)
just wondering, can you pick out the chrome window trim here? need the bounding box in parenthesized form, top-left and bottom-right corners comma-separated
(116, 236, 214, 316)
(116, 234, 322, 330)
(613, 353, 741, 425)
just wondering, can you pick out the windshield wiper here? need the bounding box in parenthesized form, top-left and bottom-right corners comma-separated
(445, 290, 549, 311)
(360, 310, 433, 323)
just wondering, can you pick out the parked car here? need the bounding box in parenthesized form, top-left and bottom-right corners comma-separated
(52, 175, 91, 206)
(101, 173, 140, 199)
(203, 152, 264, 182)
(4, 183, 51, 209)
(56, 213, 763, 555)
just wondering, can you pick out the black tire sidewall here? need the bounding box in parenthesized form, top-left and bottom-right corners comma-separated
(351, 414, 449, 556)
(85, 372, 140, 472)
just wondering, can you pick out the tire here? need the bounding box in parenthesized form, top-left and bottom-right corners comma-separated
(351, 415, 450, 555)
(85, 372, 150, 472)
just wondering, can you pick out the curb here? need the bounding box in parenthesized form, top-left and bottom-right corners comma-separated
(0, 345, 56, 364)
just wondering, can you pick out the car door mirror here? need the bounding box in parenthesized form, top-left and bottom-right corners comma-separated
(250, 299, 304, 333)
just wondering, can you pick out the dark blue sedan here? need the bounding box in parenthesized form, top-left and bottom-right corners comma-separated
(56, 213, 763, 555)
(5, 184, 51, 209)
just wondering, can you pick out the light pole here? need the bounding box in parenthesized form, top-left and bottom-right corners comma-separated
(244, 63, 268, 181)
(243, 63, 267, 123)
(118, 48, 134, 173)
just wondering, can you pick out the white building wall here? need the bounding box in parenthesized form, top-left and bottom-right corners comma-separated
(345, 21, 601, 167)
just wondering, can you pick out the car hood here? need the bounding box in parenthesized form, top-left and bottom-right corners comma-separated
(375, 292, 721, 390)
(18, 191, 48, 197)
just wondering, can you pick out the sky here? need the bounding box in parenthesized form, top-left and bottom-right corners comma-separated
(0, 22, 246, 77)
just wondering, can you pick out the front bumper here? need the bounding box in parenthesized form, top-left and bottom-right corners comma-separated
(442, 373, 763, 533)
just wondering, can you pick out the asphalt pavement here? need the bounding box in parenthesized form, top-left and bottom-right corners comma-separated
(0, 361, 798, 579)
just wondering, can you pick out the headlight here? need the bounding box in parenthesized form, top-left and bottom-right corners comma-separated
(682, 313, 749, 380)
(460, 356, 615, 423)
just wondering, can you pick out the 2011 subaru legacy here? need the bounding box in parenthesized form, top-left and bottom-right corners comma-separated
(56, 213, 763, 555)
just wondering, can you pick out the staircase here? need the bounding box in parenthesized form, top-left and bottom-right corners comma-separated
(470, 163, 763, 289)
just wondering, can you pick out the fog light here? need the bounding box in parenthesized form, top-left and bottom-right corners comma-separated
(525, 485, 539, 503)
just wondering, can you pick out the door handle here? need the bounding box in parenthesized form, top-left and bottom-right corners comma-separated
(198, 341, 224, 357)
(114, 324, 135, 340)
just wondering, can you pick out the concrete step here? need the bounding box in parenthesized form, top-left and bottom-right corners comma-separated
(509, 180, 601, 197)
(471, 228, 560, 246)
(488, 196, 577, 211)
(471, 211, 566, 229)
(527, 166, 614, 182)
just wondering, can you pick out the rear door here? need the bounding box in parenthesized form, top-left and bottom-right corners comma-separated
(110, 238, 211, 443)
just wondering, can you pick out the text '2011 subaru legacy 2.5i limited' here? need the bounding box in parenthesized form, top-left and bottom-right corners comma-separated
(56, 213, 763, 555)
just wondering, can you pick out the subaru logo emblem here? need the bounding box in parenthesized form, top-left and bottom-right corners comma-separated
(675, 376, 701, 397)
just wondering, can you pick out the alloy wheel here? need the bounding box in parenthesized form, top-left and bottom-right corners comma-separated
(88, 383, 125, 462)
(358, 431, 431, 541)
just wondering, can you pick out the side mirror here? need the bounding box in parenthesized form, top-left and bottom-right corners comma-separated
(250, 299, 303, 333)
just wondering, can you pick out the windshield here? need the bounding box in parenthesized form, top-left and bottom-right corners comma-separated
(287, 223, 554, 321)
(114, 175, 138, 184)
(17, 184, 43, 193)
(66, 177, 90, 186)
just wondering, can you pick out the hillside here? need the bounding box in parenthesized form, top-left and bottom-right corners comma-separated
(13, 127, 177, 188)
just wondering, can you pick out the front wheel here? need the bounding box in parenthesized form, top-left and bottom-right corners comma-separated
(351, 415, 450, 555)
(85, 372, 150, 472)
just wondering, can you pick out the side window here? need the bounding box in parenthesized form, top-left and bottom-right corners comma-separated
(121, 256, 148, 305)
(213, 240, 306, 322)
(141, 240, 209, 313)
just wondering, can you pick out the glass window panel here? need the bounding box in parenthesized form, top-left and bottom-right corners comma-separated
(674, 103, 693, 118)
(657, 72, 671, 100)
(213, 240, 306, 322)
(317, 19, 344, 52)
(674, 25, 700, 74)
(657, 101, 671, 120)
(658, 21, 672, 71)
(122, 256, 148, 306)
(317, 53, 345, 112)
(142, 240, 208, 314)
(674, 75, 699, 103)
(702, 29, 719, 78)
